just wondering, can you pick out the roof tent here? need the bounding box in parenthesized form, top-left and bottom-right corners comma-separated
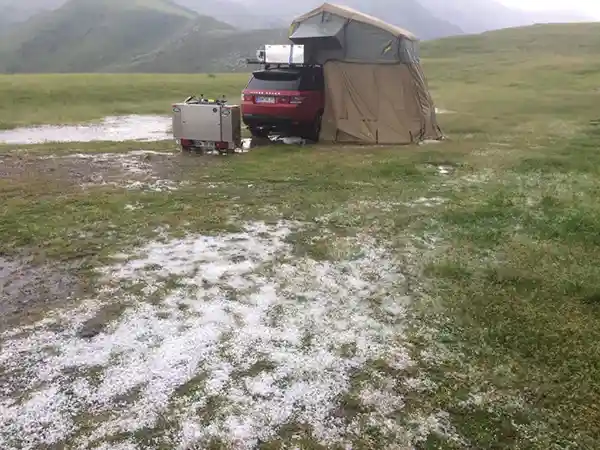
(289, 3, 443, 144)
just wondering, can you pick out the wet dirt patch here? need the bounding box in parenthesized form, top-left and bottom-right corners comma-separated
(0, 116, 172, 145)
(0, 149, 194, 192)
(0, 256, 85, 330)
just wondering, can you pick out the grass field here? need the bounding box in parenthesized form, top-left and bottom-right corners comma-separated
(0, 73, 244, 130)
(1, 24, 600, 449)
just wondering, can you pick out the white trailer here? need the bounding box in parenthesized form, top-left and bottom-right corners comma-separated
(171, 96, 242, 154)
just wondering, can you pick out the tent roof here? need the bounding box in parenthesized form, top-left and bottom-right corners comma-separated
(291, 2, 418, 41)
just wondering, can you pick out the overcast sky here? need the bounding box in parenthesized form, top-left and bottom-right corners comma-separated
(499, 0, 600, 18)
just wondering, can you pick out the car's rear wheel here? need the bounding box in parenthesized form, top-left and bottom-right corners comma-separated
(302, 112, 323, 142)
(249, 126, 269, 138)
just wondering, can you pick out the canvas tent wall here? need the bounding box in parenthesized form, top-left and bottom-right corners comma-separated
(289, 3, 443, 144)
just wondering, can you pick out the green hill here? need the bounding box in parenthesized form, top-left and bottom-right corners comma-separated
(418, 22, 600, 92)
(121, 28, 289, 73)
(0, 0, 287, 74)
(421, 22, 600, 59)
(0, 0, 197, 73)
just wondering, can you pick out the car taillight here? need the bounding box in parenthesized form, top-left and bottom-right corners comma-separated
(243, 94, 253, 102)
(290, 96, 306, 104)
(277, 96, 290, 104)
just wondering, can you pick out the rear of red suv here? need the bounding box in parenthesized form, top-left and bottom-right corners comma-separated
(241, 66, 325, 141)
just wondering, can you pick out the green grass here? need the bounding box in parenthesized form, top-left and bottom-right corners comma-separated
(2, 23, 600, 448)
(0, 73, 246, 128)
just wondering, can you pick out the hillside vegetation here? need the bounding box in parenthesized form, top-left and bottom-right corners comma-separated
(0, 0, 198, 73)
(0, 0, 286, 74)
(422, 22, 600, 59)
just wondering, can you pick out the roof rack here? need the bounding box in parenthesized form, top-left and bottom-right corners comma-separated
(245, 60, 317, 67)
(245, 59, 320, 70)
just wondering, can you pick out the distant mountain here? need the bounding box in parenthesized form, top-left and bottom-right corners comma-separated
(419, 0, 593, 34)
(0, 0, 221, 73)
(0, 0, 597, 74)
(0, 0, 286, 30)
(239, 0, 594, 37)
(530, 10, 592, 24)
(122, 28, 289, 73)
(0, 0, 66, 24)
(0, 0, 286, 73)
(419, 0, 520, 33)
(321, 0, 463, 39)
(421, 22, 600, 59)
(1, 0, 594, 37)
(174, 0, 286, 29)
(240, 0, 463, 39)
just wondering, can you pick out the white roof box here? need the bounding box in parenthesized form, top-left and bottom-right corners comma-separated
(264, 44, 305, 64)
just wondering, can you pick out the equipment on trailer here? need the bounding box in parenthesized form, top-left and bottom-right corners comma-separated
(172, 95, 242, 154)
(247, 44, 306, 68)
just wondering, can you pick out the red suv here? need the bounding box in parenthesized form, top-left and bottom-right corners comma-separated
(241, 66, 325, 141)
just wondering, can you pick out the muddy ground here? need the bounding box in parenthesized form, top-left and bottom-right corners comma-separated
(0, 149, 189, 188)
(0, 129, 299, 331)
(0, 147, 221, 329)
(0, 255, 86, 330)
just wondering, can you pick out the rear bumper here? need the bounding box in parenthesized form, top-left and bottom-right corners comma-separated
(242, 114, 311, 130)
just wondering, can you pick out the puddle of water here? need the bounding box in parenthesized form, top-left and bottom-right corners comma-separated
(0, 113, 310, 148)
(0, 115, 172, 145)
